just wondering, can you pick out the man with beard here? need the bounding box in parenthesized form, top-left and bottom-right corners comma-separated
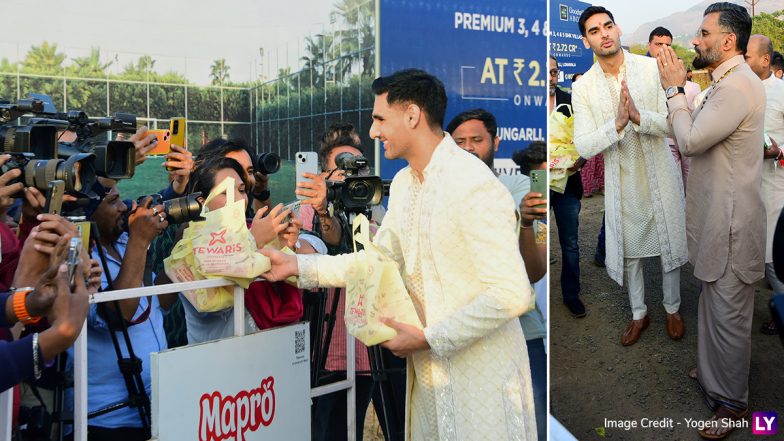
(548, 54, 587, 319)
(657, 3, 765, 438)
(260, 69, 538, 440)
(572, 6, 688, 346)
(744, 34, 784, 338)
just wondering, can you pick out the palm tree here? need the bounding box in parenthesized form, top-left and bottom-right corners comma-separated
(277, 67, 299, 92)
(300, 34, 335, 87)
(22, 42, 67, 74)
(120, 55, 157, 81)
(71, 48, 113, 78)
(210, 58, 230, 86)
(333, 0, 374, 76)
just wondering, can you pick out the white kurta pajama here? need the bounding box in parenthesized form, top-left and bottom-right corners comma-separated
(298, 134, 538, 440)
(572, 52, 688, 288)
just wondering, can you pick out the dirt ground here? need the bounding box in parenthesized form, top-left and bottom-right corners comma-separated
(550, 194, 783, 441)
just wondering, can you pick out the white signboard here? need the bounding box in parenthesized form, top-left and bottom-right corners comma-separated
(151, 323, 310, 441)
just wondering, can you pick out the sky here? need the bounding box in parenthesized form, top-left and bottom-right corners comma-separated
(0, 0, 706, 85)
(595, 0, 704, 38)
(0, 0, 338, 85)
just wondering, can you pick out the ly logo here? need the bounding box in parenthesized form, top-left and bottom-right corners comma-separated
(752, 412, 777, 435)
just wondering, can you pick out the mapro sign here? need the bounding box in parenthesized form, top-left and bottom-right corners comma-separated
(151, 323, 310, 440)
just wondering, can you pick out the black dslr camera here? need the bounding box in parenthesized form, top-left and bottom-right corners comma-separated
(124, 192, 204, 227)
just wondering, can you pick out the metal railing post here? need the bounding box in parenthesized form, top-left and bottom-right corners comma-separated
(0, 387, 13, 440)
(233, 285, 246, 337)
(346, 332, 356, 441)
(74, 324, 88, 440)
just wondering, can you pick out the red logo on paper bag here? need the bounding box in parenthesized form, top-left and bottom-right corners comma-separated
(198, 376, 276, 441)
(209, 229, 228, 246)
(194, 228, 244, 255)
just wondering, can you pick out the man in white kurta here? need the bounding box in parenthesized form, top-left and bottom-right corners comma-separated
(572, 7, 688, 346)
(745, 34, 784, 332)
(261, 69, 537, 440)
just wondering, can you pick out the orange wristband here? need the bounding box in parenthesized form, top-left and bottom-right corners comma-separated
(12, 290, 42, 324)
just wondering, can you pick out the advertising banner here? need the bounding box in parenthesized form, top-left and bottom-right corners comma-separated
(151, 323, 310, 441)
(379, 0, 547, 178)
(549, 0, 594, 87)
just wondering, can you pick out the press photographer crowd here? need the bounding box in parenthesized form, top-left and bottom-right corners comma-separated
(0, 69, 548, 440)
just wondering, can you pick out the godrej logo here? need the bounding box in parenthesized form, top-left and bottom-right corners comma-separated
(198, 376, 276, 441)
(752, 412, 778, 436)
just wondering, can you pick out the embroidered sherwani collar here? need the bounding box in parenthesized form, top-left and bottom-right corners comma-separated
(601, 52, 627, 80)
(411, 133, 452, 181)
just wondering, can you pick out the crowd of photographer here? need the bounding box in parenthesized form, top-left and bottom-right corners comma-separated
(0, 76, 547, 439)
(0, 94, 323, 439)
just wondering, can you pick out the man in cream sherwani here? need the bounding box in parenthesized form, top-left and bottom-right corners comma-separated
(261, 69, 538, 440)
(572, 6, 688, 346)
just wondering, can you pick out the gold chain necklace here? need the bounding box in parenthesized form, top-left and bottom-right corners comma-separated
(700, 65, 739, 109)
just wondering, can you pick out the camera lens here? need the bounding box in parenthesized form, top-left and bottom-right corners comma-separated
(93, 140, 135, 179)
(58, 153, 96, 193)
(164, 192, 203, 224)
(349, 181, 370, 200)
(23, 153, 96, 193)
(257, 152, 280, 174)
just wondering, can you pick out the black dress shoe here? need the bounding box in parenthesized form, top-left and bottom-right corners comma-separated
(564, 299, 587, 318)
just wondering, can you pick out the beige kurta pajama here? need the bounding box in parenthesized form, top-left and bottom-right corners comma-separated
(298, 134, 538, 440)
(667, 55, 766, 410)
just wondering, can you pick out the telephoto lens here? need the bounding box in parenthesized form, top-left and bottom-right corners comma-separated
(1, 152, 96, 193)
(163, 192, 204, 224)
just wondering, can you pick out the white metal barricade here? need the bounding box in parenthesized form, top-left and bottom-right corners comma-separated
(1, 278, 357, 441)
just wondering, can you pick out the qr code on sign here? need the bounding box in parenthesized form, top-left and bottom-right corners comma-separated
(295, 329, 306, 354)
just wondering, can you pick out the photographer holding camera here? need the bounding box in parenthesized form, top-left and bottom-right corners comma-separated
(296, 123, 385, 251)
(147, 139, 323, 347)
(1, 234, 94, 393)
(59, 178, 173, 441)
(295, 123, 401, 441)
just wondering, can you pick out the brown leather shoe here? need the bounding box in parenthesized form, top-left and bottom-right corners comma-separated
(621, 316, 650, 346)
(667, 312, 685, 340)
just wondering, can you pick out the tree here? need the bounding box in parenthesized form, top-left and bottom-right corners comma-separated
(70, 48, 112, 78)
(210, 58, 230, 85)
(752, 10, 784, 53)
(333, 0, 375, 77)
(300, 34, 335, 87)
(120, 54, 157, 80)
(21, 42, 66, 74)
(629, 43, 696, 68)
(276, 67, 299, 92)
